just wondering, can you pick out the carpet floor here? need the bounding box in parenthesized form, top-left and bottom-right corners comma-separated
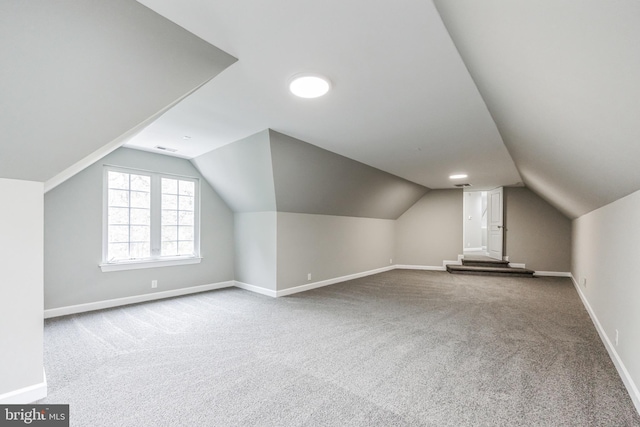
(39, 270, 640, 426)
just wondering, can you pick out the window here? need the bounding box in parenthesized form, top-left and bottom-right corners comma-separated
(101, 167, 200, 272)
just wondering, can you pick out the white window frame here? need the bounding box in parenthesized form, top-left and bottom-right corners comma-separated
(100, 165, 202, 272)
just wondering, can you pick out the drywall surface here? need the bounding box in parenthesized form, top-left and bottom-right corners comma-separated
(192, 130, 276, 213)
(395, 189, 463, 266)
(463, 191, 485, 250)
(276, 213, 395, 290)
(270, 131, 428, 219)
(44, 148, 234, 309)
(572, 189, 640, 408)
(434, 0, 640, 218)
(0, 0, 235, 182)
(234, 212, 277, 291)
(504, 187, 571, 272)
(0, 179, 44, 396)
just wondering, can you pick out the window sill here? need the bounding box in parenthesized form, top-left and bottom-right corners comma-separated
(99, 257, 202, 272)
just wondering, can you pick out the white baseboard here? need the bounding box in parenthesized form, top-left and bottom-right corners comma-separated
(234, 281, 278, 298)
(0, 369, 47, 404)
(44, 281, 235, 318)
(570, 275, 640, 414)
(534, 271, 572, 277)
(275, 266, 395, 297)
(509, 263, 526, 269)
(395, 265, 446, 271)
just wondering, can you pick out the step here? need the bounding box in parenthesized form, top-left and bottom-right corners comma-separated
(446, 264, 535, 278)
(462, 259, 510, 268)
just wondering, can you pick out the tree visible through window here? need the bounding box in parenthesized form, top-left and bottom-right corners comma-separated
(161, 178, 195, 257)
(104, 167, 199, 264)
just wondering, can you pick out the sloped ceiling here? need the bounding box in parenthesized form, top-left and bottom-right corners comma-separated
(191, 129, 428, 219)
(190, 130, 277, 213)
(0, 0, 235, 183)
(127, 0, 522, 191)
(434, 0, 640, 218)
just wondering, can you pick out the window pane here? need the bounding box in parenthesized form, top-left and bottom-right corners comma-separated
(178, 196, 194, 211)
(108, 225, 129, 243)
(161, 225, 177, 242)
(130, 225, 150, 242)
(178, 241, 194, 255)
(178, 226, 194, 241)
(130, 174, 150, 192)
(130, 208, 150, 225)
(161, 241, 177, 257)
(130, 242, 150, 259)
(162, 194, 177, 210)
(108, 172, 129, 190)
(108, 207, 129, 225)
(108, 243, 129, 260)
(162, 210, 177, 225)
(179, 181, 195, 196)
(178, 211, 194, 226)
(108, 189, 129, 207)
(130, 191, 150, 208)
(162, 178, 178, 195)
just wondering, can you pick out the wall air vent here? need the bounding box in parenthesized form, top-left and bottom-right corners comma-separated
(454, 183, 472, 188)
(154, 146, 178, 153)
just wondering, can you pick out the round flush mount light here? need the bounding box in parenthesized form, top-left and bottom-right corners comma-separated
(289, 73, 331, 98)
(449, 174, 468, 180)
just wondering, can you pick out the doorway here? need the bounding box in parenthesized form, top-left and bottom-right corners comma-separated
(463, 191, 488, 256)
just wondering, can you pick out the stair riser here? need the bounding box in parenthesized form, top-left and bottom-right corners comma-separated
(462, 261, 509, 268)
(448, 270, 534, 278)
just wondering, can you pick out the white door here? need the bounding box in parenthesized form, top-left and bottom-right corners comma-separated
(487, 187, 504, 260)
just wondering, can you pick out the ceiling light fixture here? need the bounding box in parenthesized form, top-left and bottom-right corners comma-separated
(289, 73, 331, 98)
(449, 174, 468, 180)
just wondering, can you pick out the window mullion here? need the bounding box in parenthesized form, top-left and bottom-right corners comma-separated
(150, 174, 162, 258)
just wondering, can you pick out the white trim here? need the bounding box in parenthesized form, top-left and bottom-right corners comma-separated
(275, 266, 395, 297)
(234, 281, 278, 298)
(99, 257, 202, 272)
(570, 275, 640, 414)
(533, 271, 572, 277)
(509, 262, 526, 269)
(396, 265, 446, 271)
(44, 281, 234, 318)
(44, 76, 215, 193)
(0, 369, 47, 404)
(464, 247, 483, 252)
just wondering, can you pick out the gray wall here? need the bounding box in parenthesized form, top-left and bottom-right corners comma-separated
(234, 212, 277, 291)
(44, 148, 234, 309)
(395, 190, 463, 266)
(277, 213, 395, 290)
(572, 189, 640, 409)
(0, 179, 44, 398)
(191, 130, 276, 213)
(270, 131, 428, 219)
(504, 187, 571, 272)
(0, 0, 235, 182)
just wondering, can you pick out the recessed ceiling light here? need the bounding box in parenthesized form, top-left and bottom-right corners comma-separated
(449, 174, 468, 179)
(289, 73, 331, 98)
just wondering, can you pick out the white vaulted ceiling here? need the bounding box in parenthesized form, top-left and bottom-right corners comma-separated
(434, 0, 640, 218)
(127, 0, 522, 191)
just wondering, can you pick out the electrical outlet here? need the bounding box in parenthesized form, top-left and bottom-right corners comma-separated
(582, 277, 587, 288)
(307, 273, 312, 281)
(389, 258, 393, 265)
(615, 329, 619, 346)
(151, 280, 157, 289)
